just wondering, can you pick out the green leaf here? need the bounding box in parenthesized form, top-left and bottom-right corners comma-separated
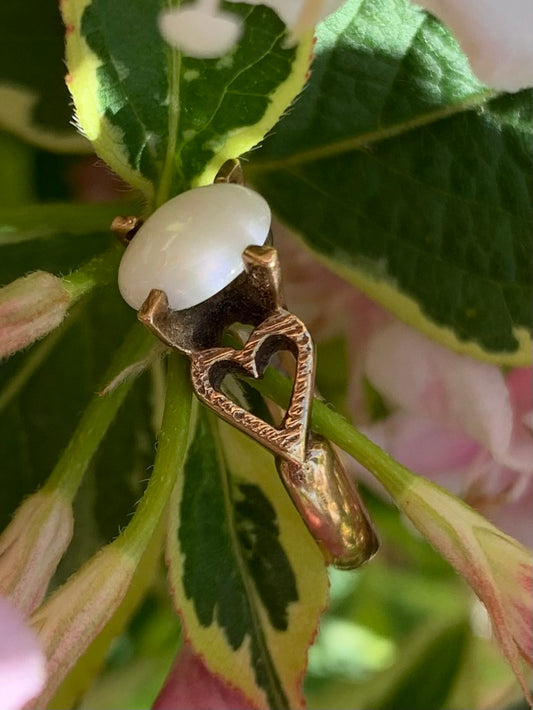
(62, 0, 313, 205)
(307, 615, 471, 710)
(167, 406, 328, 709)
(0, 0, 88, 151)
(0, 200, 142, 286)
(248, 0, 533, 366)
(362, 617, 471, 710)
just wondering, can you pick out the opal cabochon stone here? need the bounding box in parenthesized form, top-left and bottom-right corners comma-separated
(118, 183, 271, 311)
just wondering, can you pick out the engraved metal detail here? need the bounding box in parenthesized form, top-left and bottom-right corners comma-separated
(191, 309, 314, 464)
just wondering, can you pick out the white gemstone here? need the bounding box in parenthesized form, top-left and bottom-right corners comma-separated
(118, 183, 271, 311)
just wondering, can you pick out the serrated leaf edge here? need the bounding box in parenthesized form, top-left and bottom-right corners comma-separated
(62, 0, 154, 200)
(166, 407, 328, 709)
(193, 32, 315, 189)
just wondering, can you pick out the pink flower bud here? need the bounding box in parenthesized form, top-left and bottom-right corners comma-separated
(0, 272, 71, 360)
(153, 642, 255, 710)
(398, 476, 532, 700)
(359, 323, 533, 544)
(27, 546, 137, 708)
(0, 492, 73, 616)
(0, 596, 45, 710)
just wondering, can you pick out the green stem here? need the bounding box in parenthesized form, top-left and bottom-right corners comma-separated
(0, 199, 139, 245)
(118, 353, 193, 557)
(44, 324, 156, 499)
(62, 242, 124, 301)
(244, 367, 412, 500)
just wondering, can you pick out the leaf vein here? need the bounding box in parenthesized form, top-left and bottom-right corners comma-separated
(248, 90, 499, 172)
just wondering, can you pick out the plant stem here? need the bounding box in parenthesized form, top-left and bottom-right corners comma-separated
(0, 199, 140, 244)
(44, 323, 156, 499)
(118, 352, 193, 557)
(62, 242, 124, 300)
(244, 367, 411, 500)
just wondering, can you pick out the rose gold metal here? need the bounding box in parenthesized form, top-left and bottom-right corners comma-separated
(138, 245, 313, 464)
(137, 243, 379, 569)
(131, 160, 379, 568)
(111, 215, 143, 245)
(191, 309, 314, 464)
(138, 244, 283, 355)
(278, 436, 379, 568)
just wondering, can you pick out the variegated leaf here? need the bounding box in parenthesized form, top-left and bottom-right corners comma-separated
(248, 0, 533, 366)
(167, 405, 328, 709)
(61, 0, 314, 206)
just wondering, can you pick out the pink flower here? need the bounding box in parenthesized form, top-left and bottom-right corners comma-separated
(279, 234, 532, 545)
(279, 234, 532, 696)
(153, 642, 254, 710)
(277, 228, 391, 421)
(0, 596, 46, 710)
(360, 323, 532, 546)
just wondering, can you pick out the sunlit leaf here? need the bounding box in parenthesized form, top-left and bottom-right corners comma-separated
(62, 0, 314, 205)
(167, 406, 328, 709)
(248, 0, 533, 365)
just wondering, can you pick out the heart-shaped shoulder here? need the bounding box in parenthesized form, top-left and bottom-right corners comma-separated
(191, 309, 314, 465)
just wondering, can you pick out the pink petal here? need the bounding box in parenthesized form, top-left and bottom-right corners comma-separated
(0, 492, 74, 615)
(276, 227, 390, 422)
(364, 323, 514, 463)
(506, 369, 533, 422)
(153, 643, 255, 710)
(502, 368, 533, 475)
(0, 597, 45, 710)
(277, 227, 389, 347)
(362, 413, 480, 493)
(413, 0, 533, 91)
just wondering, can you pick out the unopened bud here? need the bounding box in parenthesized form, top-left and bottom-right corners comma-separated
(0, 492, 73, 616)
(28, 546, 137, 707)
(0, 272, 71, 360)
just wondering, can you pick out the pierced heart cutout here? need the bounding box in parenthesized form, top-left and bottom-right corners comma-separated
(191, 309, 315, 464)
